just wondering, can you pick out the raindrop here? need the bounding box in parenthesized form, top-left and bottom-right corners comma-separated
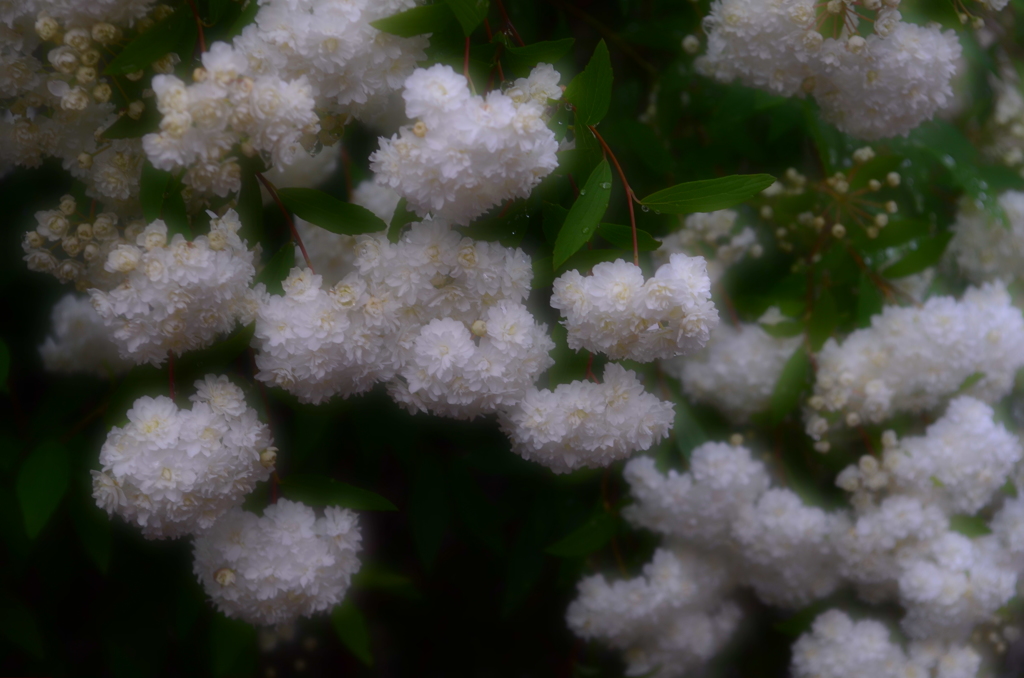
(654, 210, 661, 215)
(579, 189, 587, 196)
(600, 182, 612, 189)
(565, 103, 573, 110)
(979, 180, 989, 190)
(641, 205, 650, 212)
(582, 227, 590, 234)
(942, 155, 956, 168)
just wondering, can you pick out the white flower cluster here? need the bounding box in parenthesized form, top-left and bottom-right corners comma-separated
(806, 282, 1024, 440)
(566, 548, 741, 677)
(88, 211, 258, 366)
(983, 74, 1024, 173)
(652, 209, 760, 283)
(371, 64, 562, 225)
(193, 499, 361, 626)
(949, 190, 1024, 283)
(697, 0, 962, 139)
(551, 255, 719, 362)
(234, 0, 427, 119)
(91, 376, 274, 539)
(792, 610, 982, 678)
(143, 42, 319, 196)
(253, 219, 553, 416)
(499, 363, 675, 474)
(663, 321, 801, 423)
(39, 293, 129, 377)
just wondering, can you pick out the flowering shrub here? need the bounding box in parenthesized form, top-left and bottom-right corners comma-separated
(5, 0, 1024, 676)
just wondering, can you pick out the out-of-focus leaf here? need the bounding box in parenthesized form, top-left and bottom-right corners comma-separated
(856, 272, 884, 328)
(0, 338, 9, 393)
(389, 197, 419, 243)
(139, 162, 171, 223)
(105, 8, 194, 75)
(949, 514, 992, 537)
(639, 175, 776, 214)
(371, 3, 457, 37)
(276, 187, 386, 235)
(955, 371, 986, 395)
(545, 512, 617, 557)
(563, 40, 612, 127)
(504, 38, 574, 76)
(332, 600, 373, 666)
(542, 202, 568, 246)
(101, 104, 161, 139)
(553, 160, 612, 268)
(255, 242, 295, 296)
(72, 503, 112, 573)
(445, 0, 488, 35)
(209, 615, 256, 678)
(162, 175, 190, 237)
(807, 288, 838, 351)
(236, 167, 264, 243)
(0, 602, 44, 658)
(16, 441, 70, 539)
(760, 320, 804, 338)
(882, 232, 952, 279)
(410, 458, 451, 570)
(281, 474, 396, 511)
(770, 349, 812, 424)
(597, 223, 660, 251)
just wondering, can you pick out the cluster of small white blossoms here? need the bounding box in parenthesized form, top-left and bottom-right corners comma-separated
(294, 179, 401, 285)
(234, 0, 427, 120)
(983, 74, 1024, 173)
(88, 210, 258, 366)
(39, 293, 129, 377)
(652, 209, 761, 284)
(948, 190, 1024, 283)
(22, 195, 132, 289)
(566, 547, 742, 677)
(806, 282, 1024, 442)
(193, 499, 361, 626)
(3, 0, 156, 29)
(92, 375, 275, 539)
(662, 319, 801, 424)
(792, 610, 982, 678)
(370, 64, 563, 225)
(551, 254, 719, 362)
(498, 363, 675, 474)
(143, 42, 319, 197)
(697, 0, 962, 139)
(253, 218, 554, 417)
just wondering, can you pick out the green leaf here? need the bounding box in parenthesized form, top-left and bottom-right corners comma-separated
(353, 565, 415, 591)
(16, 441, 70, 539)
(949, 514, 992, 537)
(673, 397, 708, 459)
(770, 349, 812, 425)
(139, 162, 171, 223)
(856, 272, 884, 328)
(410, 458, 451, 569)
(281, 474, 396, 511)
(639, 174, 776, 214)
(332, 601, 373, 666)
(235, 167, 264, 244)
(71, 504, 112, 573)
(503, 38, 575, 77)
(105, 8, 194, 75)
(371, 3, 457, 37)
(209, 615, 257, 678)
(597, 223, 660, 251)
(563, 40, 612, 127)
(863, 218, 930, 251)
(101, 103, 161, 139)
(255, 242, 296, 296)
(955, 371, 986, 395)
(760, 320, 804, 338)
(553, 160, 612, 268)
(276, 187, 387, 235)
(0, 338, 8, 393)
(161, 175, 190, 238)
(542, 202, 568, 245)
(445, 0, 489, 35)
(807, 288, 838, 351)
(0, 602, 44, 658)
(228, 0, 260, 36)
(882, 232, 953, 279)
(546, 512, 617, 557)
(389, 197, 418, 243)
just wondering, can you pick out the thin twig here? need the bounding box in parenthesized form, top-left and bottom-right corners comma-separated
(184, 0, 207, 54)
(256, 171, 315, 272)
(168, 350, 176, 400)
(588, 124, 639, 266)
(493, 0, 525, 47)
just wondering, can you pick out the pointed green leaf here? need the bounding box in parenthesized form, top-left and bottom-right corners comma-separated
(235, 167, 264, 244)
(140, 162, 171, 223)
(639, 174, 776, 214)
(72, 504, 112, 573)
(256, 242, 296, 296)
(445, 0, 489, 35)
(332, 601, 373, 666)
(856, 272, 884, 328)
(276, 187, 387, 235)
(955, 371, 986, 395)
(281, 474, 396, 511)
(16, 441, 70, 539)
(770, 349, 812, 425)
(949, 514, 992, 537)
(546, 512, 617, 557)
(0, 602, 44, 658)
(371, 3, 457, 37)
(807, 288, 838, 351)
(882, 232, 953, 279)
(553, 160, 612, 268)
(410, 459, 451, 569)
(388, 197, 418, 243)
(597, 223, 660, 251)
(563, 40, 612, 126)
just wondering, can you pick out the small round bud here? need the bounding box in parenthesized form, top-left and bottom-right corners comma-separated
(35, 14, 60, 41)
(127, 100, 145, 120)
(858, 454, 879, 475)
(48, 46, 79, 74)
(92, 83, 112, 103)
(91, 22, 119, 44)
(831, 223, 846, 238)
(760, 205, 773, 219)
(77, 152, 93, 169)
(125, 70, 144, 82)
(845, 411, 861, 427)
(62, 236, 83, 257)
(808, 395, 826, 411)
(59, 194, 76, 215)
(750, 244, 763, 258)
(64, 28, 91, 52)
(873, 213, 888, 228)
(812, 216, 825, 230)
(846, 35, 866, 54)
(152, 53, 180, 75)
(886, 171, 901, 187)
(82, 243, 100, 262)
(868, 179, 881, 191)
(80, 49, 101, 67)
(24, 231, 44, 248)
(852, 147, 875, 163)
(77, 223, 94, 240)
(814, 441, 831, 453)
(259, 448, 277, 469)
(729, 433, 744, 446)
(214, 568, 236, 587)
(76, 65, 97, 84)
(471, 320, 487, 337)
(881, 430, 898, 449)
(193, 67, 209, 83)
(682, 35, 700, 55)
(885, 200, 898, 214)
(866, 226, 879, 239)
(413, 121, 428, 138)
(61, 87, 91, 111)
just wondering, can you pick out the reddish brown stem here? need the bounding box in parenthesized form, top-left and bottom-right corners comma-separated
(256, 172, 315, 273)
(585, 353, 600, 384)
(715, 283, 742, 329)
(184, 0, 207, 54)
(494, 0, 525, 47)
(167, 350, 176, 400)
(270, 471, 280, 504)
(588, 124, 639, 266)
(464, 36, 472, 86)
